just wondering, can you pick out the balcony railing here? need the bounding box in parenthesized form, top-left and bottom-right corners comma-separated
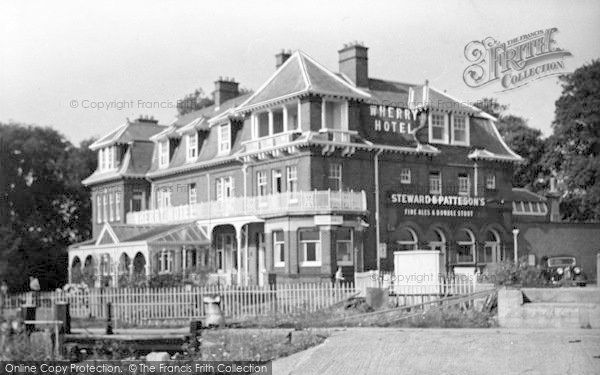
(126, 190, 368, 225)
(243, 131, 299, 153)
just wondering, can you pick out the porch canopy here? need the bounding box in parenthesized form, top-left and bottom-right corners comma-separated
(129, 222, 211, 246)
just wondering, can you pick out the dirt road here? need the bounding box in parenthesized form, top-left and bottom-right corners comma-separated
(273, 328, 600, 375)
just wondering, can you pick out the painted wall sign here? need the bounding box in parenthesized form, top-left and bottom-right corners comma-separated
(369, 105, 418, 134)
(390, 193, 486, 218)
(390, 193, 486, 207)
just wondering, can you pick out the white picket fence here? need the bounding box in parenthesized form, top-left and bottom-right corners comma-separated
(5, 282, 357, 325)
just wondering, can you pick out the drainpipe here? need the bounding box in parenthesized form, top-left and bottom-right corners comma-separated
(374, 148, 383, 276)
(473, 162, 478, 196)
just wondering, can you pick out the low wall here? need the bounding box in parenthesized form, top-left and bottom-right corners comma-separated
(522, 287, 600, 304)
(498, 287, 600, 329)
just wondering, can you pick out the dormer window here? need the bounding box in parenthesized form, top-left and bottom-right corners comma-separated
(98, 146, 116, 172)
(218, 123, 231, 154)
(186, 132, 198, 162)
(428, 112, 448, 144)
(451, 114, 470, 145)
(158, 140, 169, 168)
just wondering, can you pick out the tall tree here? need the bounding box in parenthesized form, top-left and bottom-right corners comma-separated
(0, 123, 96, 290)
(543, 59, 600, 221)
(177, 88, 214, 116)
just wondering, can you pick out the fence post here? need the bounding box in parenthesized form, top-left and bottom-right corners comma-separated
(105, 302, 113, 335)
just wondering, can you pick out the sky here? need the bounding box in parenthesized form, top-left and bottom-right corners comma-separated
(1, 0, 599, 145)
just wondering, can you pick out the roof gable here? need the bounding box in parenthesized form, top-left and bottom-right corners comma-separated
(238, 51, 370, 111)
(96, 224, 119, 245)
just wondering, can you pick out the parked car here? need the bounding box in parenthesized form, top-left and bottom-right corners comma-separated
(542, 255, 587, 287)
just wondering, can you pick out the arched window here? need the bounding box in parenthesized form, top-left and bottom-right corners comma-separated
(429, 228, 446, 252)
(118, 253, 131, 274)
(480, 229, 501, 264)
(99, 254, 111, 276)
(397, 227, 418, 251)
(455, 229, 475, 264)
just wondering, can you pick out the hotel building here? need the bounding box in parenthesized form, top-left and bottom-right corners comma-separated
(69, 43, 562, 286)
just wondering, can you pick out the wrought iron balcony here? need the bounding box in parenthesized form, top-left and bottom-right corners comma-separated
(126, 190, 368, 225)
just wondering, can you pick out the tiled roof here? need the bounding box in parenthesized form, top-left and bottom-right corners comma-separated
(82, 141, 155, 186)
(367, 78, 415, 107)
(237, 51, 370, 111)
(468, 118, 523, 161)
(90, 121, 165, 150)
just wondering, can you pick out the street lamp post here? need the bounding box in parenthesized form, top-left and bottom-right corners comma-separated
(512, 228, 520, 265)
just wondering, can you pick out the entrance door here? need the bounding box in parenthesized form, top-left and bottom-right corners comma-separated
(483, 242, 501, 264)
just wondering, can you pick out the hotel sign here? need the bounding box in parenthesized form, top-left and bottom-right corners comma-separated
(389, 193, 486, 218)
(370, 105, 418, 134)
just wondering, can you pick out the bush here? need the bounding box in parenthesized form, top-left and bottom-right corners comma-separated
(480, 258, 546, 287)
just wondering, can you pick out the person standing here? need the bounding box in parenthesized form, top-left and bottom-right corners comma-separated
(29, 276, 40, 307)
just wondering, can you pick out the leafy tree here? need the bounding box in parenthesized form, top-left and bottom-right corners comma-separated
(177, 88, 214, 116)
(473, 97, 508, 118)
(543, 59, 600, 221)
(0, 123, 96, 291)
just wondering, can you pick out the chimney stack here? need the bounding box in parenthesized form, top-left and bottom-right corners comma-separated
(276, 49, 292, 69)
(338, 41, 369, 87)
(136, 115, 158, 124)
(213, 77, 240, 106)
